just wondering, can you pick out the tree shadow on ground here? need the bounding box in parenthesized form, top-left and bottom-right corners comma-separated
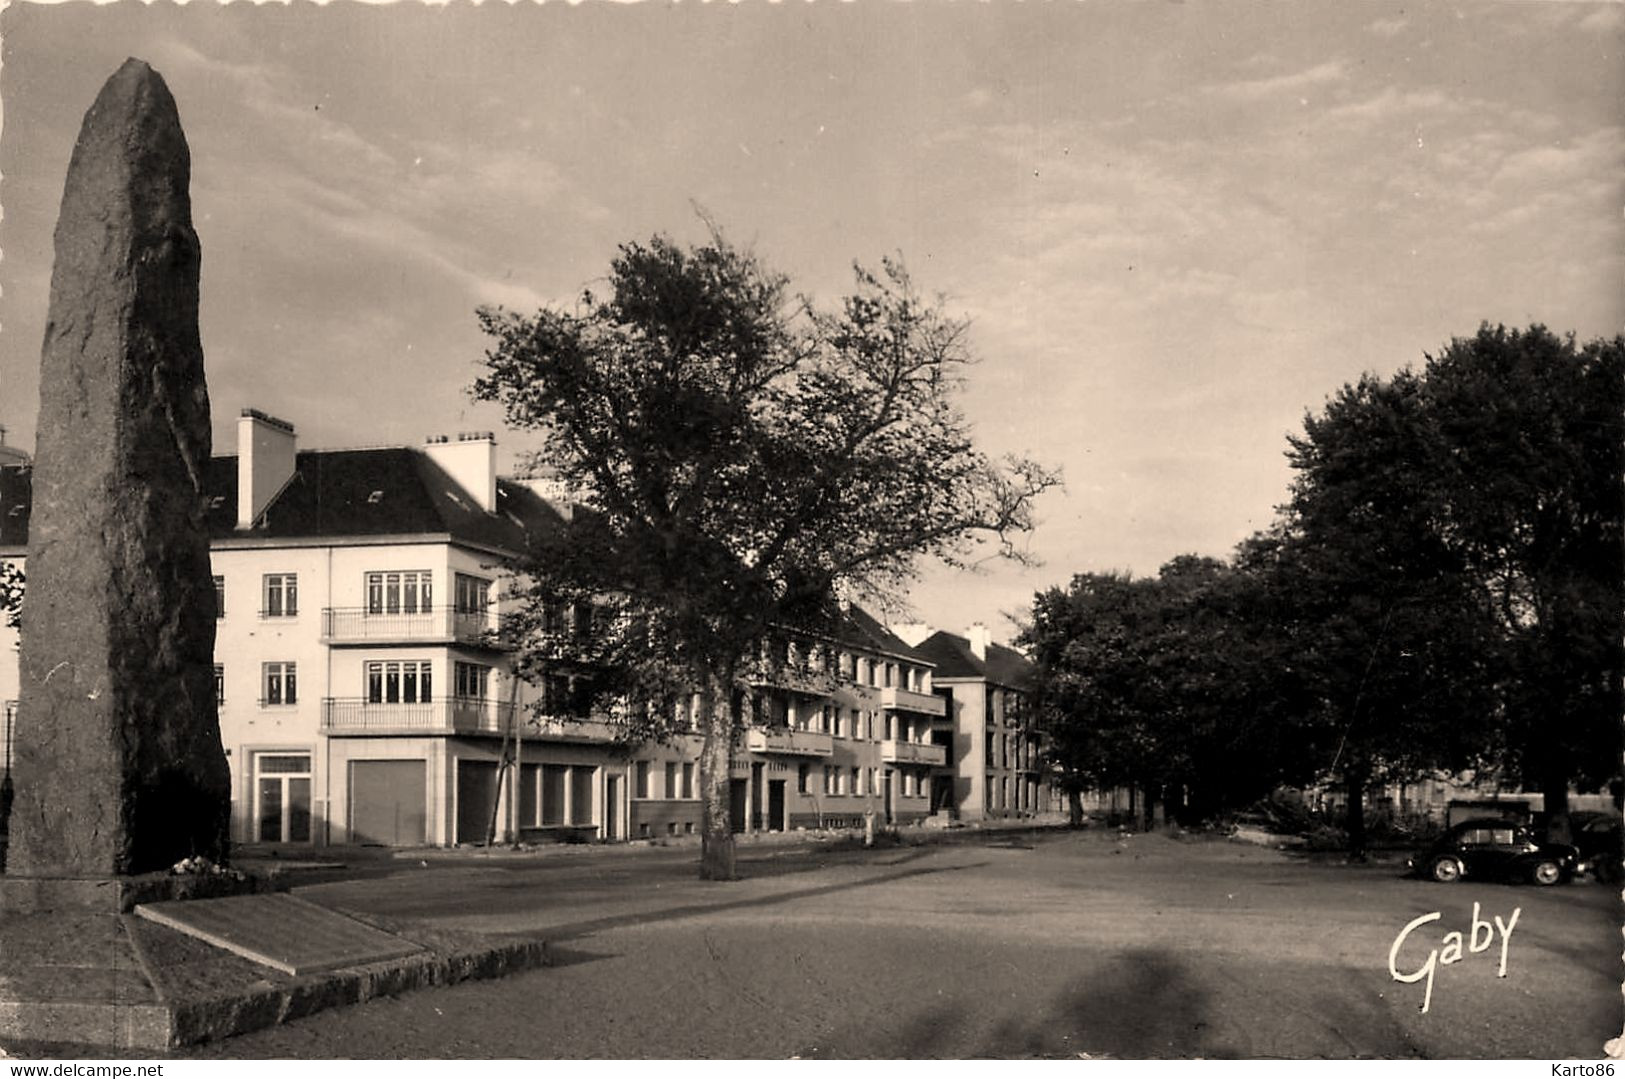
(529, 857, 991, 943)
(811, 948, 1222, 1059)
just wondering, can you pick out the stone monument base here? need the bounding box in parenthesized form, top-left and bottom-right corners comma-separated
(0, 870, 277, 916)
(0, 894, 550, 1051)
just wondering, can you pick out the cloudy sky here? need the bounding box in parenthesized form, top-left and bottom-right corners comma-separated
(2, 1, 1620, 640)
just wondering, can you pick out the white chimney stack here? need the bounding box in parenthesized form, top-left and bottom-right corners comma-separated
(967, 621, 992, 661)
(237, 409, 297, 528)
(426, 431, 497, 513)
(889, 622, 933, 648)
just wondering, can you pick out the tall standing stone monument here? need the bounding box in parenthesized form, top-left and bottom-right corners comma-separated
(5, 58, 229, 889)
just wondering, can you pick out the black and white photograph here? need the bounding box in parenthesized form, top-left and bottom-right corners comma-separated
(0, 0, 1620, 1062)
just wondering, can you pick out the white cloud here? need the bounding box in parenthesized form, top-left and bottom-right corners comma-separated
(1201, 60, 1349, 102)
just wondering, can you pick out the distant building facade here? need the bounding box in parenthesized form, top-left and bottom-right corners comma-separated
(902, 623, 1050, 821)
(0, 409, 998, 849)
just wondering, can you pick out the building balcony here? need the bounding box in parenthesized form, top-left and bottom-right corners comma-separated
(879, 686, 946, 717)
(880, 739, 947, 767)
(519, 716, 623, 744)
(320, 606, 507, 649)
(746, 665, 834, 698)
(744, 726, 835, 757)
(321, 697, 515, 736)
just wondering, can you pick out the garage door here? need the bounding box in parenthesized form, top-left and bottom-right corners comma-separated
(349, 760, 427, 846)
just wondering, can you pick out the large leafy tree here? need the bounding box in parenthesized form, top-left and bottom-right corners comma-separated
(473, 232, 1055, 879)
(1416, 326, 1625, 829)
(1024, 556, 1311, 829)
(1266, 362, 1525, 857)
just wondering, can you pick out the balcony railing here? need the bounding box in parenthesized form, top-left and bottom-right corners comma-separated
(744, 727, 835, 757)
(321, 606, 505, 648)
(746, 663, 834, 698)
(880, 739, 947, 767)
(520, 716, 622, 744)
(322, 697, 515, 735)
(879, 686, 947, 717)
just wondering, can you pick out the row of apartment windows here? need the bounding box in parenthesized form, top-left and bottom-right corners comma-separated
(213, 660, 495, 708)
(986, 731, 1037, 771)
(211, 571, 493, 619)
(795, 764, 925, 798)
(759, 638, 929, 694)
(985, 688, 1028, 728)
(778, 703, 932, 743)
(986, 774, 1039, 812)
(633, 759, 696, 800)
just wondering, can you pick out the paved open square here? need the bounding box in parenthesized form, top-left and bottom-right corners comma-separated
(157, 829, 1620, 1059)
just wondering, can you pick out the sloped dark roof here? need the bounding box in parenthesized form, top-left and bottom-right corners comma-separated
(914, 629, 1033, 689)
(0, 448, 566, 554)
(837, 605, 935, 666)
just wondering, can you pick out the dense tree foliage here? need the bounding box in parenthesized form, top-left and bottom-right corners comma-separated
(1023, 556, 1313, 828)
(0, 562, 21, 630)
(1026, 324, 1621, 856)
(473, 231, 1055, 879)
(1416, 326, 1624, 827)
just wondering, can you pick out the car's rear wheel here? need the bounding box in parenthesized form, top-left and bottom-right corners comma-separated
(1530, 859, 1563, 886)
(1429, 856, 1462, 883)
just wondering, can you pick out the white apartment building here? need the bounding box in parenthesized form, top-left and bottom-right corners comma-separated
(0, 409, 957, 849)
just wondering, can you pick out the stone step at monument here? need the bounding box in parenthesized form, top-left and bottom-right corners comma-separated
(135, 893, 425, 976)
(0, 965, 156, 1005)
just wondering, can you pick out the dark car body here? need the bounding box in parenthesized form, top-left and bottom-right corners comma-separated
(1570, 811, 1623, 881)
(1408, 818, 1579, 886)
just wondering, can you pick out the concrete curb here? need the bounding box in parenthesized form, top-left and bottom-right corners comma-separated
(156, 935, 550, 1048)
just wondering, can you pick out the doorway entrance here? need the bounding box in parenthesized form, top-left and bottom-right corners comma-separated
(767, 779, 786, 832)
(254, 752, 312, 843)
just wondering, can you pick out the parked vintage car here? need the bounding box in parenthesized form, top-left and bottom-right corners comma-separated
(1570, 811, 1623, 881)
(1408, 818, 1579, 886)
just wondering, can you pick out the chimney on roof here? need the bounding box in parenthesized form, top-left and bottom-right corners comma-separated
(889, 622, 932, 648)
(967, 621, 991, 661)
(426, 431, 497, 513)
(237, 409, 296, 528)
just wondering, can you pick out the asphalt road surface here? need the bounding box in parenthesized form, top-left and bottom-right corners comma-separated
(171, 829, 1618, 1059)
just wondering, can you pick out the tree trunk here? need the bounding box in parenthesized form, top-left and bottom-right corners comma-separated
(1345, 766, 1369, 862)
(1541, 763, 1572, 845)
(1067, 786, 1084, 828)
(698, 673, 736, 881)
(1141, 783, 1156, 832)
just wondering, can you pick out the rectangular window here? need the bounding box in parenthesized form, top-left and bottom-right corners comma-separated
(682, 762, 695, 799)
(213, 664, 224, 706)
(262, 661, 297, 706)
(571, 767, 594, 826)
(833, 708, 845, 738)
(542, 597, 568, 634)
(453, 661, 490, 700)
(854, 709, 864, 740)
(852, 767, 863, 797)
(366, 661, 431, 704)
(635, 761, 650, 799)
(542, 764, 568, 825)
(664, 761, 677, 800)
(366, 571, 432, 615)
(213, 575, 225, 619)
(797, 763, 809, 795)
(454, 573, 488, 613)
(263, 573, 297, 617)
(520, 764, 541, 827)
